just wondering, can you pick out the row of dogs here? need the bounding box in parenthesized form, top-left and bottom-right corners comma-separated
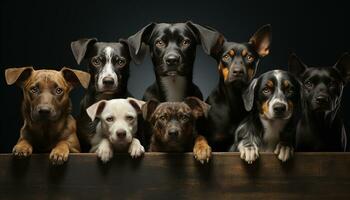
(4, 22, 350, 165)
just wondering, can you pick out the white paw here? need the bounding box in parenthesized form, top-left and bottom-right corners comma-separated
(238, 143, 259, 164)
(96, 141, 113, 163)
(274, 143, 294, 162)
(128, 139, 145, 158)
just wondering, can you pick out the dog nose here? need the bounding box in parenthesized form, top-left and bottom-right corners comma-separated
(232, 68, 244, 76)
(102, 77, 115, 86)
(316, 95, 329, 104)
(116, 130, 126, 139)
(165, 54, 180, 66)
(168, 130, 179, 138)
(273, 103, 286, 114)
(38, 107, 51, 115)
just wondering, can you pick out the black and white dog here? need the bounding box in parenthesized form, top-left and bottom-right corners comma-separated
(71, 38, 133, 151)
(289, 53, 350, 151)
(231, 70, 301, 163)
(127, 21, 223, 102)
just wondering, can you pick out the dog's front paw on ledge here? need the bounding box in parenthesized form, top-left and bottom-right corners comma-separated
(49, 147, 69, 165)
(128, 139, 145, 158)
(193, 143, 212, 164)
(12, 142, 33, 157)
(239, 145, 259, 164)
(274, 143, 294, 162)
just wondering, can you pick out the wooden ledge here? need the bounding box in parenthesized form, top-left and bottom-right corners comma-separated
(1, 153, 350, 199)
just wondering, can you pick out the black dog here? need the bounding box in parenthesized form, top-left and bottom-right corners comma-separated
(127, 21, 222, 102)
(289, 53, 350, 151)
(231, 70, 301, 163)
(71, 38, 133, 151)
(205, 25, 272, 151)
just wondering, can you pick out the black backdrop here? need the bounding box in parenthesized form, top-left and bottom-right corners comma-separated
(0, 0, 349, 152)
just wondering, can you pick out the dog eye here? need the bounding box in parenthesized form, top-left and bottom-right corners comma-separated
(180, 115, 189, 122)
(262, 87, 271, 94)
(247, 55, 254, 62)
(181, 39, 191, 48)
(155, 40, 166, 48)
(222, 54, 230, 62)
(55, 87, 63, 95)
(117, 58, 126, 67)
(91, 57, 102, 67)
(159, 115, 167, 121)
(304, 81, 313, 89)
(30, 86, 39, 94)
(106, 116, 114, 122)
(126, 115, 135, 121)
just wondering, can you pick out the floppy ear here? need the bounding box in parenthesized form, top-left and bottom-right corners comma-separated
(86, 100, 107, 121)
(186, 21, 225, 56)
(71, 38, 97, 64)
(61, 67, 90, 89)
(127, 97, 146, 113)
(288, 53, 308, 77)
(141, 99, 160, 121)
(5, 66, 34, 86)
(127, 23, 156, 65)
(249, 24, 272, 57)
(334, 52, 350, 83)
(242, 78, 258, 111)
(184, 97, 210, 118)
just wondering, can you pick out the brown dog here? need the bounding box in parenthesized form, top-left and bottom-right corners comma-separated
(5, 67, 90, 165)
(143, 97, 212, 163)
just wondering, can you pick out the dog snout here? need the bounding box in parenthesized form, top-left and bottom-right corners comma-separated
(168, 129, 179, 139)
(165, 54, 180, 66)
(273, 103, 287, 114)
(38, 106, 52, 116)
(102, 77, 115, 86)
(232, 68, 244, 77)
(116, 129, 127, 139)
(315, 95, 329, 104)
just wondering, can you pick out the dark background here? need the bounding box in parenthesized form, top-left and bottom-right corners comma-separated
(0, 0, 349, 152)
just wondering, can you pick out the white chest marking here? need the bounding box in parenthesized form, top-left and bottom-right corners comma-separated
(160, 76, 187, 102)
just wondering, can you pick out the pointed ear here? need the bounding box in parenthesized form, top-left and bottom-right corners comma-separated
(141, 99, 160, 120)
(127, 23, 155, 65)
(127, 97, 146, 113)
(5, 66, 34, 86)
(334, 53, 350, 83)
(71, 38, 97, 64)
(61, 67, 90, 89)
(186, 21, 225, 56)
(288, 53, 308, 77)
(184, 97, 210, 118)
(242, 78, 258, 111)
(86, 100, 107, 121)
(249, 24, 272, 57)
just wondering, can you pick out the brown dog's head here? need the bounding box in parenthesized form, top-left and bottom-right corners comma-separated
(143, 97, 209, 149)
(5, 67, 90, 122)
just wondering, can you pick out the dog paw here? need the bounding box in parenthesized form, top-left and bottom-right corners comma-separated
(49, 147, 69, 165)
(239, 145, 259, 164)
(274, 143, 293, 162)
(96, 143, 113, 163)
(12, 143, 33, 157)
(193, 143, 212, 164)
(128, 139, 145, 158)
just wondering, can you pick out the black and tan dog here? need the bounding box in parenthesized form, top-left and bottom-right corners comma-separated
(205, 25, 272, 151)
(127, 21, 223, 102)
(231, 70, 301, 163)
(289, 53, 350, 151)
(143, 97, 211, 163)
(5, 67, 90, 164)
(71, 38, 133, 151)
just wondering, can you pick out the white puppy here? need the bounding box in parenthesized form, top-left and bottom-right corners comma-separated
(86, 98, 145, 163)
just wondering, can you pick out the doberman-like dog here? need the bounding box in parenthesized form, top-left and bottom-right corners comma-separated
(71, 38, 133, 151)
(289, 53, 350, 151)
(231, 70, 301, 163)
(127, 21, 223, 102)
(205, 25, 272, 151)
(5, 67, 90, 164)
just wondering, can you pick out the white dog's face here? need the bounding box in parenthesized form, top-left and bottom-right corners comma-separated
(87, 99, 143, 145)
